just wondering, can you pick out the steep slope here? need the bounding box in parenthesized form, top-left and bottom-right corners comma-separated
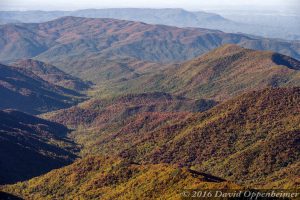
(43, 92, 216, 156)
(0, 192, 23, 200)
(46, 88, 300, 188)
(1, 156, 239, 200)
(99, 45, 300, 100)
(0, 109, 78, 184)
(163, 44, 300, 100)
(119, 87, 300, 188)
(0, 63, 85, 114)
(0, 16, 299, 76)
(11, 59, 91, 91)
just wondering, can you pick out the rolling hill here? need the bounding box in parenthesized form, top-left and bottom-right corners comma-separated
(11, 59, 91, 91)
(42, 92, 216, 156)
(0, 156, 239, 200)
(45, 88, 300, 188)
(0, 109, 79, 184)
(96, 44, 300, 100)
(0, 63, 86, 114)
(120, 87, 300, 188)
(159, 44, 300, 100)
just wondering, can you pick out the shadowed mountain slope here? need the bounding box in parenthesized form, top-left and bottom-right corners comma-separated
(11, 59, 91, 91)
(0, 63, 85, 114)
(0, 192, 23, 200)
(0, 109, 79, 185)
(1, 156, 239, 200)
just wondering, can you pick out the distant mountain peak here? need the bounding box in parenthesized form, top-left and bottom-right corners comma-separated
(214, 43, 249, 52)
(197, 44, 250, 58)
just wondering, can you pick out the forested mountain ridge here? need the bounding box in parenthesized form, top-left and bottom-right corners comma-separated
(41, 92, 216, 156)
(95, 44, 300, 100)
(0, 8, 298, 40)
(0, 63, 86, 114)
(119, 87, 300, 188)
(11, 59, 91, 91)
(43, 87, 300, 188)
(1, 156, 240, 200)
(0, 16, 299, 68)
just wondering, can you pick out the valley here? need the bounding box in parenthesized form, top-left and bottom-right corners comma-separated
(0, 12, 299, 200)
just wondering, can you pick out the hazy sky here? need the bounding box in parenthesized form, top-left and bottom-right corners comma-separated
(0, 0, 299, 11)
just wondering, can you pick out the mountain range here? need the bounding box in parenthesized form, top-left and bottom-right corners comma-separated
(0, 13, 299, 199)
(0, 16, 299, 69)
(0, 8, 299, 40)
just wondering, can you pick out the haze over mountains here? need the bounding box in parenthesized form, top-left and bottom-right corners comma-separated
(0, 8, 299, 199)
(212, 8, 300, 40)
(0, 8, 299, 40)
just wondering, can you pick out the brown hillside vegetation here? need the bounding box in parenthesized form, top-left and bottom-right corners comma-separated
(11, 59, 91, 91)
(43, 92, 216, 155)
(46, 88, 300, 188)
(97, 44, 300, 100)
(169, 44, 300, 100)
(44, 92, 216, 127)
(1, 13, 300, 199)
(1, 156, 239, 200)
(120, 87, 300, 188)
